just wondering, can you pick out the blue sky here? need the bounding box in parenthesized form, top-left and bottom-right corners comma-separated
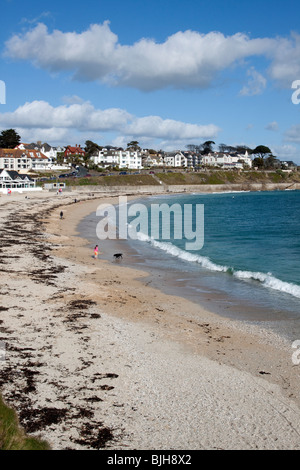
(1, 0, 300, 162)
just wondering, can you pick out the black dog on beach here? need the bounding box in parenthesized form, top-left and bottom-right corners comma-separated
(113, 253, 123, 260)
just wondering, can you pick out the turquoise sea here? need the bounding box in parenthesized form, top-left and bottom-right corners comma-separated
(79, 189, 300, 339)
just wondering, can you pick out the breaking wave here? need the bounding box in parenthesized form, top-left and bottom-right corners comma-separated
(134, 230, 300, 300)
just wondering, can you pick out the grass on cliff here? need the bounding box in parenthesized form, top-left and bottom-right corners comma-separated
(0, 395, 50, 450)
(67, 174, 160, 186)
(43, 169, 300, 187)
(156, 170, 300, 185)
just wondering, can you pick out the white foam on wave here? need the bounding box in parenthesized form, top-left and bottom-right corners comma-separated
(210, 190, 251, 195)
(234, 270, 300, 298)
(134, 230, 229, 272)
(134, 229, 300, 300)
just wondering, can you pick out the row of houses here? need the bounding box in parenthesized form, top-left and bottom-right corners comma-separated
(90, 148, 296, 170)
(0, 141, 297, 173)
(159, 151, 253, 169)
(17, 142, 84, 160)
(16, 143, 85, 170)
(0, 148, 54, 172)
(201, 151, 253, 169)
(0, 144, 87, 172)
(90, 148, 253, 169)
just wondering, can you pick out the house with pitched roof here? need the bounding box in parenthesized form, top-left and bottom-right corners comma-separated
(0, 149, 31, 172)
(64, 145, 85, 159)
(202, 151, 252, 169)
(91, 147, 143, 169)
(0, 169, 35, 190)
(22, 149, 49, 171)
(16, 143, 70, 170)
(163, 152, 188, 167)
(1, 147, 51, 172)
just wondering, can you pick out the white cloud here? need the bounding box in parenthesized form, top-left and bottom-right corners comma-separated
(16, 127, 75, 145)
(284, 124, 300, 143)
(0, 100, 131, 131)
(124, 115, 219, 140)
(271, 144, 299, 161)
(267, 33, 300, 87)
(239, 67, 267, 96)
(265, 121, 279, 131)
(61, 95, 86, 105)
(7, 22, 300, 91)
(5, 22, 278, 91)
(0, 99, 220, 147)
(20, 11, 53, 25)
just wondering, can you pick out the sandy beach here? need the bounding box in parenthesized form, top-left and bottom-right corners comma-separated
(1, 188, 300, 450)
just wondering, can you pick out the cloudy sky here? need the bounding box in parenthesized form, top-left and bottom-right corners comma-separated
(1, 0, 300, 161)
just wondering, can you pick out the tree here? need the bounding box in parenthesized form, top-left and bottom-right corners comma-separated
(251, 145, 272, 168)
(201, 140, 215, 154)
(0, 129, 21, 148)
(84, 140, 102, 157)
(264, 155, 280, 169)
(127, 141, 140, 151)
(186, 144, 202, 153)
(186, 144, 197, 152)
(218, 143, 228, 153)
(56, 152, 65, 164)
(252, 157, 264, 168)
(251, 145, 271, 159)
(235, 145, 252, 154)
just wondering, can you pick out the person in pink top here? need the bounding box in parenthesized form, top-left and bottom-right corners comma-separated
(94, 245, 99, 259)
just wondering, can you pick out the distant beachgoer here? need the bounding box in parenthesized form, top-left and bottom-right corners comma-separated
(94, 245, 99, 259)
(60, 211, 63, 219)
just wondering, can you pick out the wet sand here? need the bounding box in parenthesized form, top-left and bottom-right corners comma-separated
(1, 190, 300, 450)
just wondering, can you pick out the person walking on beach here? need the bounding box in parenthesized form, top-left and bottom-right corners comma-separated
(94, 245, 99, 259)
(60, 211, 63, 219)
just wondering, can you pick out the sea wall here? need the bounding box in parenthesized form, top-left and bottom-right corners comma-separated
(69, 184, 165, 194)
(68, 182, 300, 195)
(164, 182, 300, 193)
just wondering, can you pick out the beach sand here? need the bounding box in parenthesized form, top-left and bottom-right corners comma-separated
(1, 189, 300, 450)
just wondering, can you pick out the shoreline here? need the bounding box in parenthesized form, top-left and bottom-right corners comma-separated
(1, 190, 300, 449)
(78, 191, 300, 338)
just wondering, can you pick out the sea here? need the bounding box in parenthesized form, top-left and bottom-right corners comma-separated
(78, 189, 300, 341)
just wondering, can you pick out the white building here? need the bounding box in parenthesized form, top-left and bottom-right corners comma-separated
(142, 154, 164, 167)
(119, 150, 143, 169)
(40, 145, 69, 170)
(91, 148, 120, 167)
(164, 152, 188, 167)
(181, 152, 202, 168)
(202, 151, 252, 169)
(16, 143, 70, 171)
(41, 145, 66, 160)
(0, 169, 35, 189)
(0, 149, 32, 172)
(0, 147, 70, 173)
(91, 148, 143, 169)
(22, 149, 49, 171)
